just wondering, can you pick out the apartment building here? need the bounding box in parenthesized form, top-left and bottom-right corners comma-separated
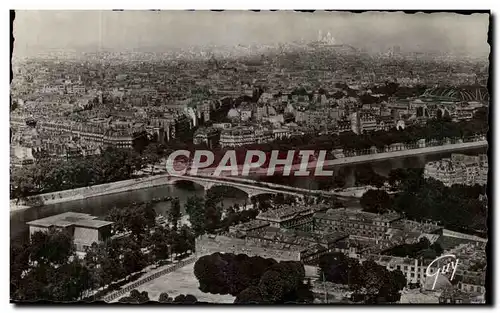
(256, 205, 315, 231)
(350, 111, 377, 134)
(362, 254, 453, 287)
(314, 209, 402, 239)
(424, 154, 488, 187)
(219, 125, 257, 148)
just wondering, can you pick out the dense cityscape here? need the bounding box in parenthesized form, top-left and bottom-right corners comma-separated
(10, 11, 489, 304)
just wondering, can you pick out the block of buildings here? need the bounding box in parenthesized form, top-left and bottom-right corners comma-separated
(196, 224, 348, 264)
(314, 208, 402, 239)
(424, 154, 488, 187)
(256, 204, 315, 231)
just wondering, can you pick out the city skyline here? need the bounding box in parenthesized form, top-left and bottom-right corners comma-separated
(10, 10, 490, 305)
(13, 10, 490, 58)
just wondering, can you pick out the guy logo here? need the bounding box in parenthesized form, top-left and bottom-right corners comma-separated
(425, 254, 459, 290)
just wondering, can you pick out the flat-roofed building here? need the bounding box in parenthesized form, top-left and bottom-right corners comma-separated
(26, 212, 113, 252)
(256, 205, 315, 231)
(314, 208, 402, 239)
(229, 219, 270, 235)
(196, 225, 348, 264)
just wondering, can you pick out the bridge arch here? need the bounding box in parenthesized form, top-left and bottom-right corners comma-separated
(205, 183, 277, 199)
(166, 174, 307, 200)
(168, 178, 211, 191)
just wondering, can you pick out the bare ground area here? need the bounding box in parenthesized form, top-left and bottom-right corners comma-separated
(128, 262, 236, 303)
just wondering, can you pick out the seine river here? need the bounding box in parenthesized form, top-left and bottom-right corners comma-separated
(10, 148, 486, 240)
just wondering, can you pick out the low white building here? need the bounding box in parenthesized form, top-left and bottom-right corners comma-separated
(26, 212, 113, 253)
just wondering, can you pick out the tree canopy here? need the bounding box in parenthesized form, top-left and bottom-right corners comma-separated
(318, 252, 407, 303)
(360, 189, 392, 214)
(194, 253, 313, 304)
(392, 170, 488, 234)
(10, 147, 144, 200)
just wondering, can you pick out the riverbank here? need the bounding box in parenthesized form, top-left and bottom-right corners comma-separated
(194, 140, 487, 176)
(10, 140, 487, 212)
(10, 174, 175, 213)
(332, 186, 377, 198)
(323, 140, 487, 167)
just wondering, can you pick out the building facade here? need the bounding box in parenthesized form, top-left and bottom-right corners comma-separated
(314, 209, 402, 239)
(256, 205, 315, 231)
(26, 212, 113, 253)
(424, 154, 488, 187)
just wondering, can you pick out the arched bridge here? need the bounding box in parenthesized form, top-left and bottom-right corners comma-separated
(164, 174, 353, 201)
(165, 174, 305, 199)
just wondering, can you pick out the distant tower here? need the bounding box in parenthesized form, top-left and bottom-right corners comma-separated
(320, 32, 335, 45)
(318, 30, 323, 42)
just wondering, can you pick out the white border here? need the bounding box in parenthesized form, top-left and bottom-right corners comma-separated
(1, 1, 497, 10)
(1, 1, 498, 313)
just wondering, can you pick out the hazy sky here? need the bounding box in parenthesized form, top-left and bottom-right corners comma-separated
(13, 10, 490, 57)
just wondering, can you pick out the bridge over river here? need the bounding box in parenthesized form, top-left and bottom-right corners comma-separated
(166, 173, 350, 200)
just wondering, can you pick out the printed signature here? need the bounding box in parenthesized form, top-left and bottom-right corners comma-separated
(425, 254, 459, 290)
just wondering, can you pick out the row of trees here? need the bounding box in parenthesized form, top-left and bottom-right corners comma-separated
(12, 229, 96, 301)
(318, 252, 407, 304)
(205, 109, 487, 164)
(10, 147, 145, 200)
(11, 201, 196, 302)
(193, 253, 313, 304)
(11, 229, 172, 302)
(118, 290, 198, 304)
(106, 201, 196, 261)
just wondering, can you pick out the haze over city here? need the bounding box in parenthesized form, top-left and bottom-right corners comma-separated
(13, 10, 490, 58)
(10, 9, 490, 305)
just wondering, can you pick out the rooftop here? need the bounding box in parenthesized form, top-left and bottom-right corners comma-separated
(26, 212, 112, 229)
(248, 226, 346, 247)
(316, 208, 401, 224)
(257, 204, 314, 221)
(230, 219, 270, 232)
(72, 219, 114, 229)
